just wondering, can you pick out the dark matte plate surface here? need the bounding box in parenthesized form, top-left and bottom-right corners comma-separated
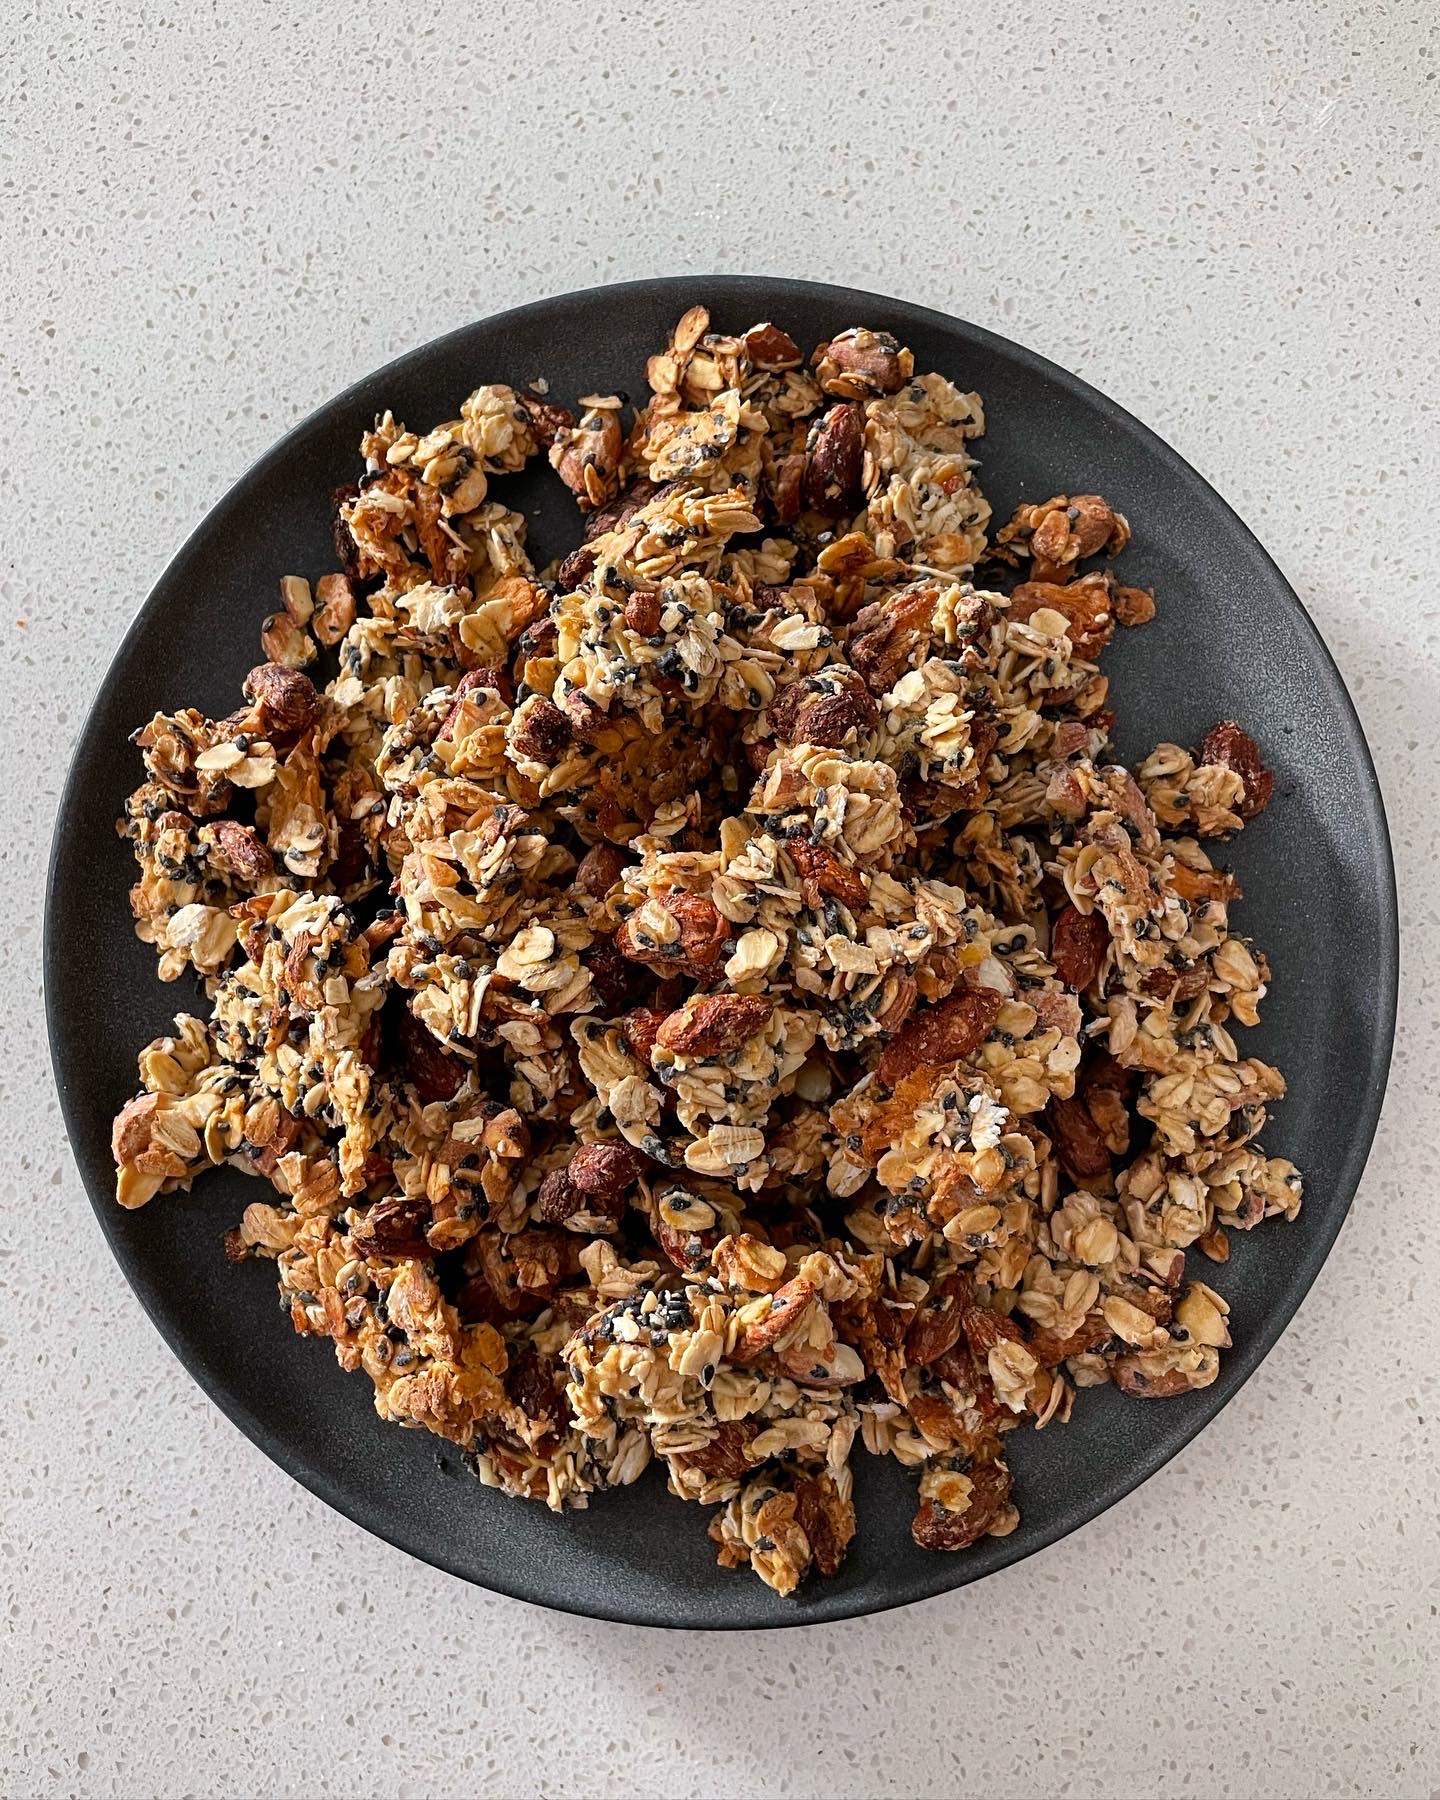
(46, 277, 1397, 1628)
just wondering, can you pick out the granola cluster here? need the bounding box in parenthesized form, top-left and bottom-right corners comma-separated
(112, 306, 1297, 1595)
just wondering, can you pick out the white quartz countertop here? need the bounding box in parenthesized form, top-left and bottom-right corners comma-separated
(4, 2, 1436, 1795)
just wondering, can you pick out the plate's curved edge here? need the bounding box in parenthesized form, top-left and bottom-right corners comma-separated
(43, 275, 1399, 1631)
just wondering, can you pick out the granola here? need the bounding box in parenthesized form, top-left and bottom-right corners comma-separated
(112, 306, 1296, 1595)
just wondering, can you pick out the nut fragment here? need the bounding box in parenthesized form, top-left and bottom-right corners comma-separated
(622, 588, 664, 637)
(259, 610, 317, 669)
(351, 1197, 433, 1261)
(1197, 1223, 1230, 1264)
(313, 573, 356, 647)
(518, 391, 577, 449)
(440, 666, 512, 739)
(732, 1278, 817, 1365)
(847, 586, 938, 695)
(1113, 583, 1156, 626)
(742, 322, 803, 370)
(511, 696, 573, 763)
(550, 405, 624, 509)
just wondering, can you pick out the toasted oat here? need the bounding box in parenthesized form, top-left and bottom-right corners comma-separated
(111, 303, 1297, 1595)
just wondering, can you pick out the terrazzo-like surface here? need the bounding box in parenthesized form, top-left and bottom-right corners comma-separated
(4, 2, 1437, 1795)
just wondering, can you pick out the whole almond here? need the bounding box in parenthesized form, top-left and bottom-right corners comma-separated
(1199, 720, 1274, 818)
(243, 662, 318, 733)
(877, 988, 1002, 1088)
(656, 993, 774, 1058)
(1050, 904, 1109, 989)
(207, 820, 273, 883)
(568, 1142, 647, 1202)
(802, 402, 865, 515)
(1046, 1095, 1113, 1187)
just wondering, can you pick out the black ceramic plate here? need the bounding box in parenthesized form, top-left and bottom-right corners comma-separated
(47, 277, 1397, 1628)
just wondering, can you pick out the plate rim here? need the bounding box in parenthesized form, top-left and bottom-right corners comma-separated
(45, 274, 1399, 1629)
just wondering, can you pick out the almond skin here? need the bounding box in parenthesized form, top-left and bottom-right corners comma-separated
(877, 988, 1002, 1088)
(656, 993, 774, 1058)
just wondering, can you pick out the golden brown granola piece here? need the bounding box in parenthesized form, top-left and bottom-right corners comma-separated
(911, 1456, 1012, 1551)
(1113, 582, 1156, 626)
(615, 890, 731, 980)
(847, 586, 938, 695)
(1112, 1344, 1220, 1397)
(996, 492, 1130, 580)
(731, 1277, 819, 1365)
(550, 401, 625, 510)
(812, 327, 913, 400)
(1008, 571, 1117, 658)
(517, 391, 577, 449)
(1199, 720, 1275, 819)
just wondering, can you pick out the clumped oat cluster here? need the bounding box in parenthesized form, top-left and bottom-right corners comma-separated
(112, 305, 1298, 1594)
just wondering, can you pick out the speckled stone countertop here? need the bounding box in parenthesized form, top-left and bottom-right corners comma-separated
(4, 2, 1436, 1795)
